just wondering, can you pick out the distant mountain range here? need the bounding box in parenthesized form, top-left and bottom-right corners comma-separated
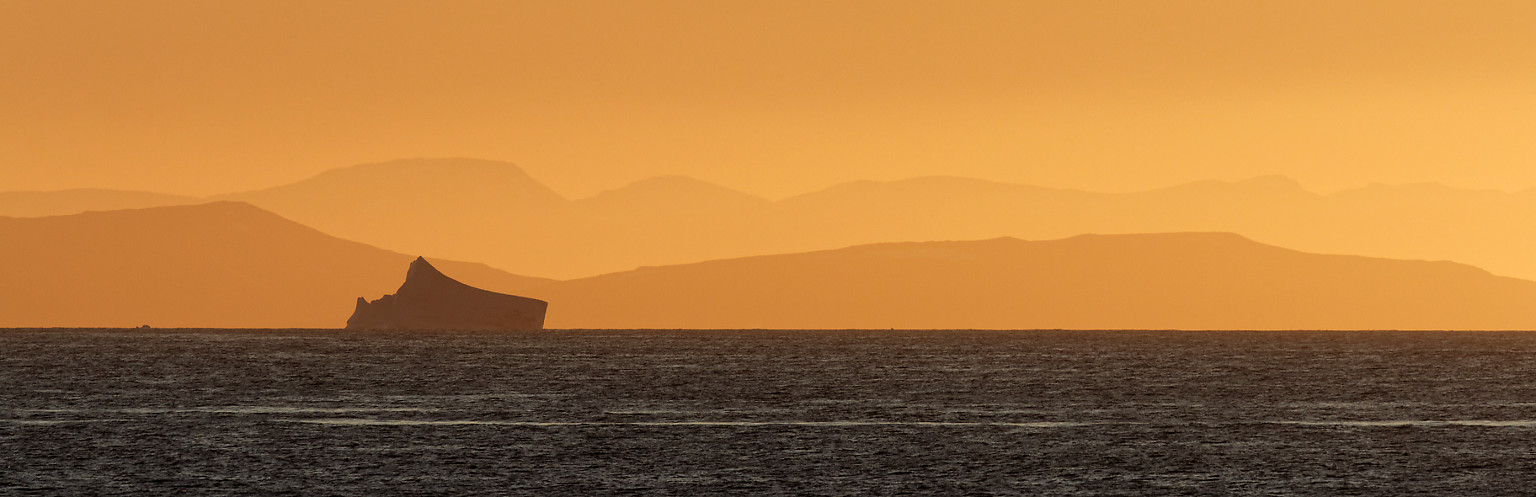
(5, 158, 1536, 282)
(510, 233, 1536, 330)
(4, 202, 1534, 330)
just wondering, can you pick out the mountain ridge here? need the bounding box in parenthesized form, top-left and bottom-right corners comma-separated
(515, 232, 1536, 330)
(4, 202, 1534, 330)
(6, 158, 1536, 281)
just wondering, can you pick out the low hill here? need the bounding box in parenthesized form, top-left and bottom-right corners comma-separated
(512, 233, 1536, 330)
(0, 202, 551, 328)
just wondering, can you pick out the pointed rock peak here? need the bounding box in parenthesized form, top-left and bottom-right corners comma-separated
(405, 256, 447, 282)
(348, 256, 548, 331)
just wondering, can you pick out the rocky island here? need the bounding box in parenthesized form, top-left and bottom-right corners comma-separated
(346, 257, 547, 330)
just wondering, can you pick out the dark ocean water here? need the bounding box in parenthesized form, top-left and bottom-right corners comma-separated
(7, 329, 1536, 495)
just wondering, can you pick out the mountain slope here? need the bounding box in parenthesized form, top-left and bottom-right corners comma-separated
(775, 176, 1536, 283)
(0, 202, 552, 328)
(515, 233, 1536, 330)
(565, 176, 779, 271)
(217, 158, 570, 268)
(0, 189, 199, 217)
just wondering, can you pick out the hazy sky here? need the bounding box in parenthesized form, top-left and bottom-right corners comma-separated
(4, 0, 1536, 198)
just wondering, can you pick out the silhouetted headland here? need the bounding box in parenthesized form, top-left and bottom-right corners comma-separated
(347, 257, 547, 331)
(0, 202, 552, 328)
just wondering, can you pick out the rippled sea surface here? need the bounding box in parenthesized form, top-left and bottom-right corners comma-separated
(8, 329, 1536, 495)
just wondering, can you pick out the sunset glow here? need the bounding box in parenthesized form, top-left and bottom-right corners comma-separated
(5, 1, 1536, 198)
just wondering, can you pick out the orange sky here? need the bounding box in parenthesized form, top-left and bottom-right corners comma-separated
(4, 1, 1536, 198)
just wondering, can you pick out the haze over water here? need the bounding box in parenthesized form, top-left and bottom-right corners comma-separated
(7, 2, 1536, 493)
(8, 329, 1536, 495)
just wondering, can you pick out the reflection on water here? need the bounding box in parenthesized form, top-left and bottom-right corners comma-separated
(8, 329, 1536, 494)
(283, 418, 1122, 428)
(0, 419, 126, 425)
(1267, 419, 1536, 427)
(20, 406, 431, 414)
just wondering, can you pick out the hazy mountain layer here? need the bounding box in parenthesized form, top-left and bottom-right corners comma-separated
(9, 158, 1536, 281)
(0, 202, 550, 328)
(506, 233, 1536, 330)
(5, 202, 1532, 330)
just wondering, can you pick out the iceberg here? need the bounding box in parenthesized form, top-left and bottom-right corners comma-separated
(346, 257, 547, 330)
